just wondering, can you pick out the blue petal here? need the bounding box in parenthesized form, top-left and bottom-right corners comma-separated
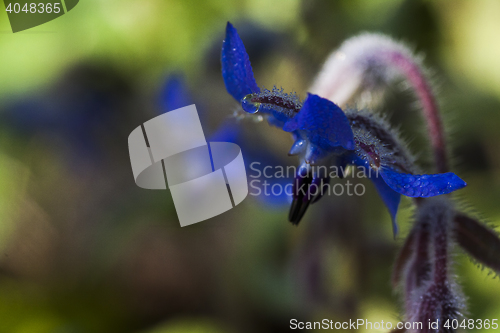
(283, 93, 354, 151)
(347, 154, 400, 236)
(221, 22, 260, 101)
(160, 74, 193, 112)
(380, 167, 467, 197)
(371, 172, 401, 237)
(282, 117, 298, 132)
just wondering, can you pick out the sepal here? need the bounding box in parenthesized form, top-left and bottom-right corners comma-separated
(221, 22, 260, 101)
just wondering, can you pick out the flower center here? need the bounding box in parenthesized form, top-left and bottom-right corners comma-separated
(358, 141, 381, 169)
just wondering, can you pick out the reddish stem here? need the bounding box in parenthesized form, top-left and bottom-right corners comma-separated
(389, 52, 448, 173)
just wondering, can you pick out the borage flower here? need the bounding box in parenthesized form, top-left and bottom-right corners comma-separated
(221, 22, 467, 236)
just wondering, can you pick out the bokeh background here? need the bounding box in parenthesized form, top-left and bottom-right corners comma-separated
(0, 0, 499, 332)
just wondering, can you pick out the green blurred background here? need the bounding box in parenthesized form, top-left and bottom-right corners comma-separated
(0, 0, 499, 332)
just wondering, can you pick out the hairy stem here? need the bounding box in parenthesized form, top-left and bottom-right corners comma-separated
(388, 52, 448, 173)
(431, 205, 449, 287)
(405, 220, 431, 310)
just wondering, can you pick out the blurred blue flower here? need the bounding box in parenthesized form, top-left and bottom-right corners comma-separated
(160, 74, 194, 112)
(1, 63, 134, 164)
(160, 74, 293, 208)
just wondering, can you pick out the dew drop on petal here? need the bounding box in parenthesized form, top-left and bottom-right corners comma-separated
(241, 94, 260, 114)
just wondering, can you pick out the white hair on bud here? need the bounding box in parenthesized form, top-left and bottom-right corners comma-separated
(309, 33, 422, 108)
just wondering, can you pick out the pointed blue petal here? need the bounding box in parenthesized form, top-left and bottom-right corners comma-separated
(347, 153, 400, 236)
(380, 167, 467, 197)
(283, 93, 354, 151)
(221, 22, 260, 101)
(371, 172, 401, 237)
